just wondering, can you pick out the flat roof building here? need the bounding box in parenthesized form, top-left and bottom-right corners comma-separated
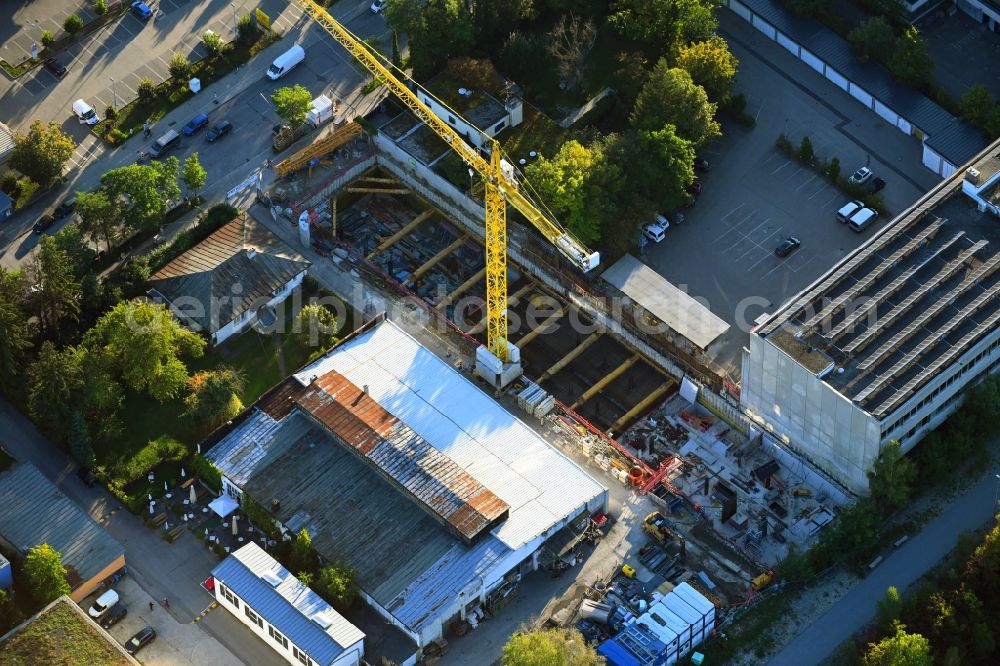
(742, 138, 1000, 493)
(205, 316, 607, 648)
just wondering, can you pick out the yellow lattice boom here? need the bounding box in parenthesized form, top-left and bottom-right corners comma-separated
(292, 0, 600, 361)
(276, 121, 362, 178)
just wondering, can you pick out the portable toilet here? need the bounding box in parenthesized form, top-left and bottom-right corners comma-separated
(0, 552, 12, 591)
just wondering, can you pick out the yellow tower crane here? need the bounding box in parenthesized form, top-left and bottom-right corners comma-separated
(291, 0, 599, 372)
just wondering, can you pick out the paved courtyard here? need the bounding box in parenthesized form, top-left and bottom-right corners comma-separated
(924, 10, 1000, 101)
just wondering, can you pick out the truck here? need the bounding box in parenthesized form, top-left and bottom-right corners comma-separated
(307, 95, 335, 126)
(643, 511, 674, 544)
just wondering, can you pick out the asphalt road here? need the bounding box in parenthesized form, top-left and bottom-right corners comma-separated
(768, 470, 1000, 665)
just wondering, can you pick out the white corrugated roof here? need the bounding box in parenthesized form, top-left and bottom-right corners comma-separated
(295, 319, 607, 550)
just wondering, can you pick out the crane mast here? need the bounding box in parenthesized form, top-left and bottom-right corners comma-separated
(292, 0, 599, 365)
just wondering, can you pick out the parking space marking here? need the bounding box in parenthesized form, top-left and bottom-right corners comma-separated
(191, 601, 218, 623)
(794, 172, 819, 192)
(769, 159, 792, 176)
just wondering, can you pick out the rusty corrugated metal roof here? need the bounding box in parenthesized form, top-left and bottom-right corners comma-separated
(294, 371, 508, 543)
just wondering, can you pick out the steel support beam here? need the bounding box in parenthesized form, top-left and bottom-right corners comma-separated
(436, 267, 486, 311)
(404, 235, 468, 286)
(367, 209, 434, 259)
(570, 354, 641, 410)
(608, 381, 677, 435)
(514, 307, 565, 349)
(466, 282, 534, 336)
(538, 332, 602, 382)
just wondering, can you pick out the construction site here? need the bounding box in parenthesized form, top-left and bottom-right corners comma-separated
(240, 3, 852, 662)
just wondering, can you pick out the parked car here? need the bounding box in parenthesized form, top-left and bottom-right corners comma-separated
(849, 166, 873, 185)
(836, 200, 864, 223)
(206, 120, 233, 142)
(131, 1, 153, 20)
(33, 215, 56, 235)
(775, 236, 801, 257)
(870, 176, 886, 193)
(643, 215, 670, 243)
(694, 157, 710, 172)
(371, 0, 388, 12)
(88, 589, 119, 619)
(76, 467, 96, 487)
(182, 113, 209, 136)
(124, 626, 156, 655)
(99, 603, 127, 629)
(686, 180, 703, 196)
(53, 200, 75, 219)
(43, 58, 66, 78)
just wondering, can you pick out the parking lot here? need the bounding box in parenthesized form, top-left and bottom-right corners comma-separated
(642, 10, 941, 378)
(923, 10, 1000, 101)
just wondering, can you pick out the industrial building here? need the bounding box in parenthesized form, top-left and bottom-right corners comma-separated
(0, 463, 126, 602)
(211, 542, 365, 666)
(742, 138, 1000, 493)
(205, 315, 608, 650)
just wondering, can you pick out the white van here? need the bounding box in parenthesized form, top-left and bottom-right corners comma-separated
(848, 207, 878, 233)
(643, 214, 670, 243)
(72, 99, 99, 125)
(266, 44, 305, 80)
(149, 129, 180, 158)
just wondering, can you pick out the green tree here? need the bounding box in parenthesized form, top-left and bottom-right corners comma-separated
(959, 84, 994, 128)
(236, 11, 261, 44)
(184, 367, 245, 428)
(388, 0, 473, 79)
(799, 136, 814, 163)
(502, 627, 603, 666)
(868, 440, 916, 514)
(74, 189, 121, 252)
(203, 31, 227, 58)
(290, 528, 316, 574)
(52, 224, 97, 278)
(100, 158, 181, 232)
(610, 0, 717, 54)
(827, 156, 841, 181)
(631, 60, 720, 147)
(0, 587, 22, 635)
(676, 36, 739, 101)
(25, 235, 81, 341)
(24, 543, 71, 604)
(848, 17, 897, 64)
(472, 0, 533, 51)
(296, 304, 339, 347)
(784, 0, 831, 18)
(83, 300, 206, 402)
(526, 140, 608, 246)
(985, 104, 1000, 139)
(68, 411, 96, 468)
(271, 84, 314, 127)
(182, 153, 207, 198)
(875, 586, 902, 634)
(41, 30, 54, 48)
(391, 30, 402, 68)
(168, 52, 190, 81)
(888, 27, 934, 88)
(137, 77, 157, 104)
(63, 14, 84, 35)
(628, 126, 696, 213)
(28, 342, 85, 441)
(863, 623, 932, 666)
(313, 564, 357, 612)
(0, 268, 30, 386)
(855, 0, 903, 20)
(10, 120, 76, 188)
(94, 0, 108, 16)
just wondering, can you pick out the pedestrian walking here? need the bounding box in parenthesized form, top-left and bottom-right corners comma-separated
(149, 601, 154, 612)
(143, 121, 151, 139)
(162, 597, 169, 608)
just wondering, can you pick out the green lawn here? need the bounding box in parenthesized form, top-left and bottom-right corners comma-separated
(501, 106, 570, 163)
(0, 600, 134, 666)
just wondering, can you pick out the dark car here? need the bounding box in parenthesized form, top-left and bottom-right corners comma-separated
(775, 236, 801, 258)
(206, 120, 233, 142)
(124, 626, 156, 655)
(182, 113, 209, 136)
(686, 180, 703, 196)
(131, 1, 153, 21)
(694, 157, 710, 173)
(53, 200, 75, 219)
(76, 467, 96, 487)
(33, 215, 56, 235)
(870, 176, 886, 193)
(43, 58, 66, 78)
(99, 603, 127, 629)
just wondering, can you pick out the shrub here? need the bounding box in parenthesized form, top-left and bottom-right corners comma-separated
(94, 0, 108, 16)
(108, 128, 128, 145)
(137, 77, 157, 104)
(202, 31, 226, 58)
(798, 136, 814, 163)
(41, 30, 55, 48)
(63, 14, 84, 35)
(190, 453, 222, 492)
(168, 52, 190, 81)
(236, 12, 261, 44)
(13, 176, 39, 209)
(827, 156, 841, 181)
(104, 105, 118, 121)
(775, 133, 794, 155)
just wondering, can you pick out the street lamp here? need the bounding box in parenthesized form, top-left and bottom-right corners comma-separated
(110, 77, 118, 110)
(231, 2, 238, 34)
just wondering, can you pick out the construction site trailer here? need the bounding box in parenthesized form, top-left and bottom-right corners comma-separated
(673, 583, 716, 625)
(647, 601, 696, 650)
(635, 611, 682, 665)
(659, 594, 708, 641)
(598, 623, 667, 666)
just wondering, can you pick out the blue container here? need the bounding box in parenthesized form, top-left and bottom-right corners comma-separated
(0, 553, 12, 590)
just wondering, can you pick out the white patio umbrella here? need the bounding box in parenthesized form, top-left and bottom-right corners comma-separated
(189, 485, 197, 504)
(231, 515, 239, 536)
(164, 481, 168, 492)
(180, 468, 186, 478)
(149, 501, 155, 515)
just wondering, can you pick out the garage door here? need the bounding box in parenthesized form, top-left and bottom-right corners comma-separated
(777, 32, 799, 55)
(922, 144, 943, 175)
(825, 68, 849, 91)
(800, 48, 824, 74)
(849, 83, 874, 109)
(941, 161, 958, 178)
(729, 0, 752, 20)
(752, 15, 777, 39)
(897, 117, 913, 135)
(873, 100, 898, 126)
